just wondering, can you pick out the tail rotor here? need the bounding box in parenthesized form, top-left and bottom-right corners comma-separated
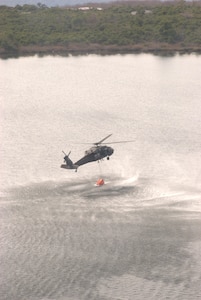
(61, 150, 78, 171)
(62, 150, 71, 163)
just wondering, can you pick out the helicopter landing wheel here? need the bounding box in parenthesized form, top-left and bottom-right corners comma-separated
(107, 156, 110, 160)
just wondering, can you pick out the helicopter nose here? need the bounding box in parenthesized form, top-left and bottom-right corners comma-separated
(108, 147, 114, 156)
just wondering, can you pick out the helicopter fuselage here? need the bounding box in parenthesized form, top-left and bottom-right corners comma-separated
(76, 145, 114, 166)
(85, 145, 113, 158)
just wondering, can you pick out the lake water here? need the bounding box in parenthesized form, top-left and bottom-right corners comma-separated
(0, 53, 201, 300)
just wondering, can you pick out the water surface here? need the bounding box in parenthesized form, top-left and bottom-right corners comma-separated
(0, 54, 201, 300)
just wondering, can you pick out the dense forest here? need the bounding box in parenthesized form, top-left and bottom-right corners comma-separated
(0, 1, 201, 56)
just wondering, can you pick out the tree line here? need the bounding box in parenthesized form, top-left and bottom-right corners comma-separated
(0, 1, 201, 54)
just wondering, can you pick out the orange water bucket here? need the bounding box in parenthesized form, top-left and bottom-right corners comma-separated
(96, 178, 105, 186)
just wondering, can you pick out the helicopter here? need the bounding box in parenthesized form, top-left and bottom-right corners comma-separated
(60, 134, 133, 172)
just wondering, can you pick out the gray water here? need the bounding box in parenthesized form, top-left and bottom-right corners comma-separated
(0, 54, 201, 300)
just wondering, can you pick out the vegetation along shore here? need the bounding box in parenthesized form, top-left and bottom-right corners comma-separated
(0, 1, 201, 57)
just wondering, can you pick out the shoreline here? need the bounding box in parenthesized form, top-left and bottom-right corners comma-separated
(1, 43, 201, 58)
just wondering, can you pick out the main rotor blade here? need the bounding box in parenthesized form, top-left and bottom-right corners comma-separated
(70, 135, 134, 146)
(94, 134, 112, 145)
(101, 140, 135, 144)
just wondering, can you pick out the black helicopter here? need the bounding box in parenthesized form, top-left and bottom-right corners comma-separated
(61, 134, 133, 172)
